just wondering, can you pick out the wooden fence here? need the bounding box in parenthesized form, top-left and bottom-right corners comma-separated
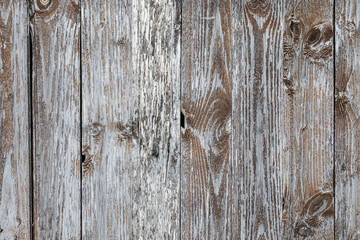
(1, 0, 359, 239)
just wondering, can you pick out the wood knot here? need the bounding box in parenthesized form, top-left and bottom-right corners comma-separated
(335, 92, 349, 115)
(283, 79, 296, 95)
(37, 0, 51, 9)
(85, 123, 104, 144)
(295, 191, 334, 236)
(111, 121, 138, 144)
(295, 222, 313, 237)
(246, 0, 270, 18)
(288, 19, 304, 41)
(81, 146, 95, 176)
(88, 123, 103, 136)
(345, 21, 356, 34)
(303, 23, 333, 62)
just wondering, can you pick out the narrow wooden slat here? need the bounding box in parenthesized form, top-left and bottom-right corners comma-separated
(32, 0, 81, 238)
(0, 1, 30, 238)
(282, 0, 334, 238)
(132, 0, 181, 239)
(335, 0, 360, 238)
(181, 0, 232, 238)
(81, 0, 136, 238)
(232, 1, 284, 238)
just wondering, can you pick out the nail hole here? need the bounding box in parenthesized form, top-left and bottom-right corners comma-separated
(181, 112, 185, 128)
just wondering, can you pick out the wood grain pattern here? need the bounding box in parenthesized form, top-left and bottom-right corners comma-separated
(232, 0, 334, 239)
(232, 0, 284, 238)
(335, 0, 360, 239)
(181, 0, 232, 238)
(82, 0, 181, 238)
(282, 1, 334, 238)
(81, 0, 136, 238)
(0, 1, 30, 239)
(32, 0, 81, 238)
(132, 0, 181, 239)
(2, 1, 360, 238)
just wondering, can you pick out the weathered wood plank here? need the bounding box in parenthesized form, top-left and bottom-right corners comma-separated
(232, 1, 284, 238)
(335, 0, 360, 239)
(81, 0, 136, 238)
(0, 1, 30, 239)
(232, 0, 334, 238)
(132, 0, 181, 239)
(181, 0, 232, 238)
(31, 0, 81, 238)
(82, 0, 181, 238)
(282, 0, 334, 238)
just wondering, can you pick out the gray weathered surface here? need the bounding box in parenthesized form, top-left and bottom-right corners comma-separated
(82, 0, 181, 239)
(132, 0, 181, 239)
(81, 0, 136, 238)
(0, 0, 30, 239)
(31, 0, 81, 238)
(3, 0, 360, 239)
(181, 0, 232, 238)
(335, 0, 360, 239)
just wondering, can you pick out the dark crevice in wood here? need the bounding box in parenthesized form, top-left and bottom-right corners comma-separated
(28, 6, 35, 239)
(179, 0, 183, 238)
(332, 0, 336, 239)
(79, 0, 83, 238)
(180, 111, 185, 128)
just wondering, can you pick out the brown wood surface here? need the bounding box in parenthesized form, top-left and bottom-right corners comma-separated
(282, 0, 335, 239)
(232, 0, 334, 239)
(232, 0, 285, 238)
(181, 0, 232, 238)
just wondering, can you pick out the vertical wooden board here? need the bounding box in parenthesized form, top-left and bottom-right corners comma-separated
(232, 0, 334, 238)
(335, 0, 360, 239)
(81, 0, 135, 238)
(181, 0, 232, 238)
(232, 0, 284, 238)
(0, 1, 30, 239)
(132, 0, 181, 239)
(32, 0, 81, 238)
(282, 0, 334, 238)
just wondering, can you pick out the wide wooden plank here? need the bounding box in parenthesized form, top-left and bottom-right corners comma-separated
(181, 0, 232, 238)
(81, 0, 136, 238)
(0, 1, 30, 239)
(282, 0, 334, 238)
(31, 0, 81, 238)
(232, 0, 334, 238)
(232, 1, 284, 238)
(132, 0, 181, 239)
(335, 0, 360, 239)
(82, 0, 181, 238)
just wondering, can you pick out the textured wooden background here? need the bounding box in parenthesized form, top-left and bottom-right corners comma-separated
(0, 0, 359, 239)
